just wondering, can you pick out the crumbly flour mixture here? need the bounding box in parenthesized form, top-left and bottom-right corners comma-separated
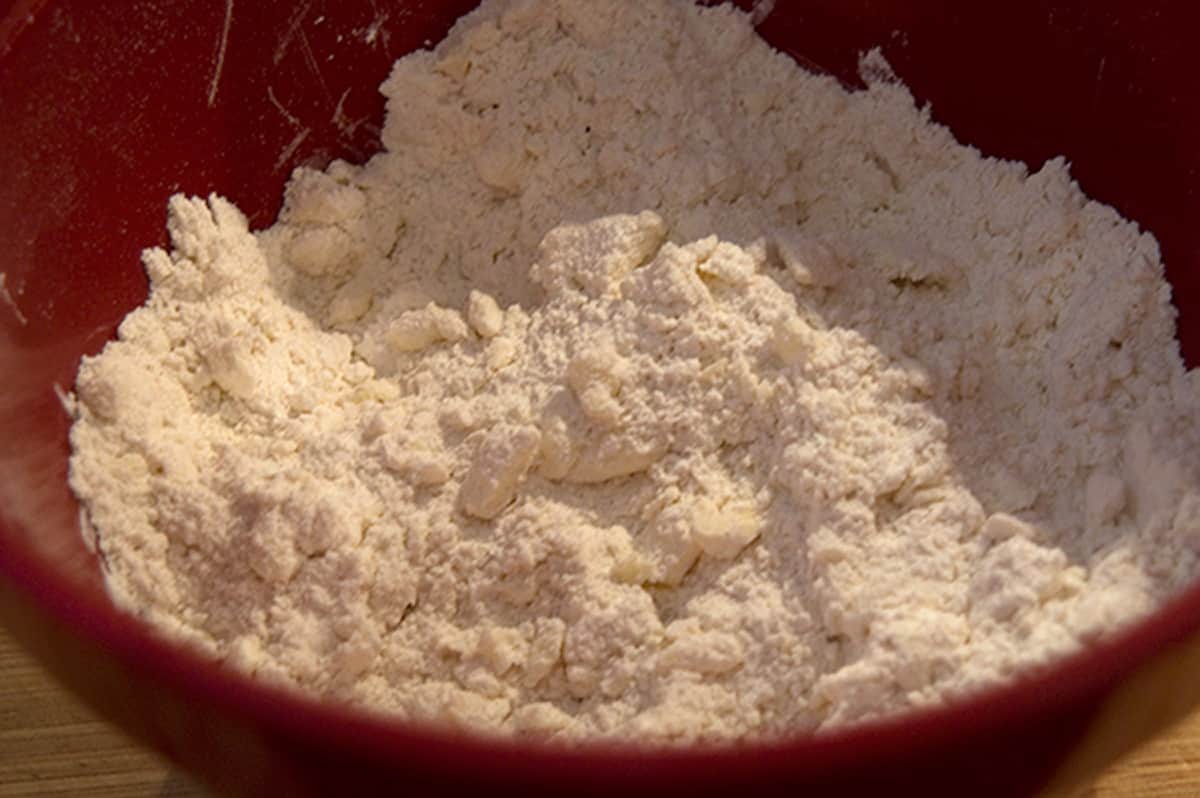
(69, 0, 1200, 741)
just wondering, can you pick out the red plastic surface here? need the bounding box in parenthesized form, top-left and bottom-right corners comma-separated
(2, 1, 1200, 795)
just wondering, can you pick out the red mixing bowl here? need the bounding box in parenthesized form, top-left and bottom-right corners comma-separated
(3, 1, 1200, 795)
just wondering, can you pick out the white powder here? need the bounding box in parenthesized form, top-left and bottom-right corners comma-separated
(69, 0, 1200, 742)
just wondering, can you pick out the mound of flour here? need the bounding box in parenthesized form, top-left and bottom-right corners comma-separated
(69, 0, 1200, 741)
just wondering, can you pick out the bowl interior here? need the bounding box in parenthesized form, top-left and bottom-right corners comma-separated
(2, 0, 1200, 793)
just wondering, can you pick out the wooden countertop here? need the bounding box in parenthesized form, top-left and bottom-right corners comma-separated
(0, 626, 1196, 797)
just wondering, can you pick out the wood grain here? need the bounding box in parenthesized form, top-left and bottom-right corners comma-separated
(0, 626, 204, 797)
(0, 624, 1194, 797)
(1083, 711, 1200, 797)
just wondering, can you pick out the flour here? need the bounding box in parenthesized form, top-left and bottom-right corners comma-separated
(68, 0, 1200, 742)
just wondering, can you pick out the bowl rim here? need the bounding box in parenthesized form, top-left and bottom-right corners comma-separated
(4, 515, 1200, 788)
